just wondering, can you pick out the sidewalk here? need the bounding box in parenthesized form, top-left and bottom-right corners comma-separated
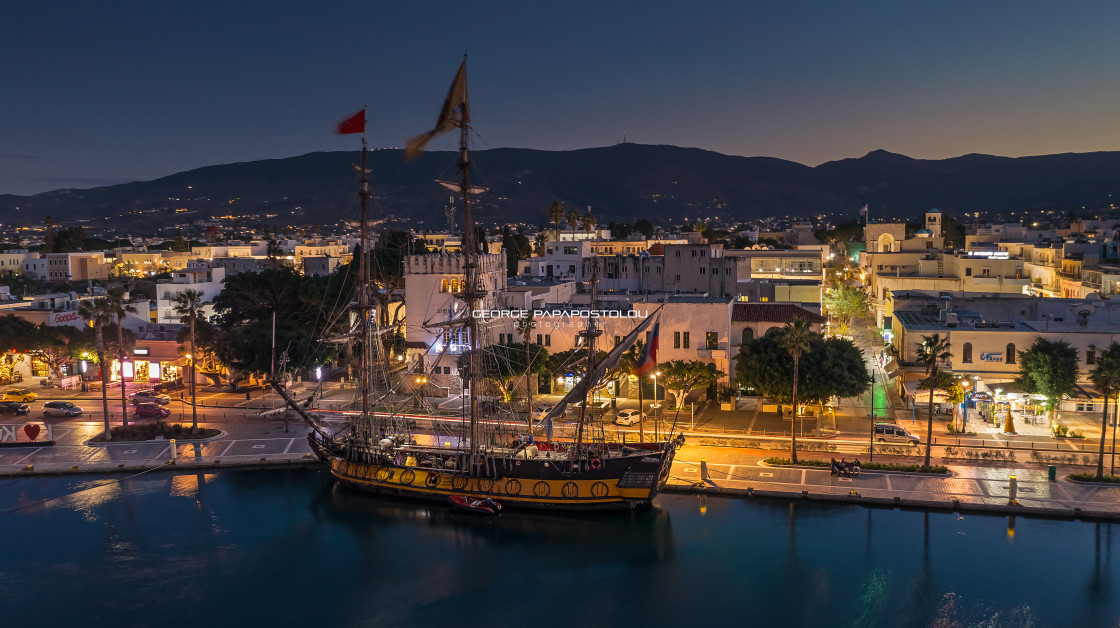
(4, 414, 1120, 521)
(667, 446, 1120, 521)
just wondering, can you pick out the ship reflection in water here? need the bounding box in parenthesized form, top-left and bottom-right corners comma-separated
(3, 468, 1119, 628)
(317, 480, 677, 563)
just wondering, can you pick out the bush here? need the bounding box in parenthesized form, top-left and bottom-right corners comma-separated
(1069, 473, 1120, 484)
(1069, 430, 1085, 439)
(91, 423, 220, 442)
(1053, 425, 1070, 437)
(763, 457, 948, 474)
(946, 422, 957, 434)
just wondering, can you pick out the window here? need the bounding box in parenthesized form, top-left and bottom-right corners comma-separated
(536, 334, 543, 345)
(675, 251, 681, 257)
(683, 332, 690, 349)
(962, 342, 973, 363)
(700, 267, 706, 274)
(1006, 343, 1016, 365)
(965, 268, 972, 277)
(706, 332, 718, 350)
(741, 328, 754, 344)
(1077, 402, 1095, 412)
(692, 250, 697, 257)
(614, 335, 621, 346)
(675, 274, 681, 281)
(443, 366, 451, 375)
(700, 250, 706, 257)
(674, 332, 681, 349)
(544, 334, 551, 347)
(1087, 349, 1096, 365)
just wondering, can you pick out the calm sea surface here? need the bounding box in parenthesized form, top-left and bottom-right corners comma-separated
(2, 467, 1118, 628)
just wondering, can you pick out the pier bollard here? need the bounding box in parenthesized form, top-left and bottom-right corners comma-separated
(169, 438, 177, 463)
(700, 458, 710, 483)
(1008, 474, 1017, 505)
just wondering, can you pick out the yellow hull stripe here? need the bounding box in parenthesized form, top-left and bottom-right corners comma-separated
(329, 459, 657, 505)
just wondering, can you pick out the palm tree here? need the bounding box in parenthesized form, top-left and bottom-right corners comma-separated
(517, 310, 536, 430)
(580, 212, 598, 236)
(916, 333, 952, 471)
(174, 290, 205, 433)
(547, 201, 565, 235)
(79, 297, 116, 440)
(780, 319, 813, 463)
(565, 208, 579, 233)
(1090, 343, 1120, 480)
(107, 287, 137, 426)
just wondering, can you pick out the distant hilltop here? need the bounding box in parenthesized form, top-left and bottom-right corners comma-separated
(4, 144, 1120, 228)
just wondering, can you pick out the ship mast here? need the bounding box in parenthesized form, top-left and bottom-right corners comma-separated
(456, 101, 483, 466)
(575, 219, 602, 452)
(356, 137, 374, 442)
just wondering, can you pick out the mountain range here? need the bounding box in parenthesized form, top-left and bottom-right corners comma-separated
(3, 144, 1120, 230)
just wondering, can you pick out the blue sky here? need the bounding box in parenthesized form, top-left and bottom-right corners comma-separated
(4, 1, 1120, 196)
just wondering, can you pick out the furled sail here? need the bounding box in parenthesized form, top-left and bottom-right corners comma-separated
(537, 305, 663, 428)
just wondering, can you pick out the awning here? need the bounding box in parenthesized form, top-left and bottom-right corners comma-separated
(170, 356, 191, 367)
(903, 379, 950, 403)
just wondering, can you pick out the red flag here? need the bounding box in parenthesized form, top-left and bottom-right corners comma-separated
(336, 109, 366, 135)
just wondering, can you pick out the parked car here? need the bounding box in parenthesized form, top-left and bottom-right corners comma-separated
(130, 389, 171, 405)
(873, 422, 919, 445)
(134, 402, 171, 419)
(3, 389, 38, 403)
(43, 401, 83, 417)
(0, 401, 30, 416)
(614, 409, 645, 426)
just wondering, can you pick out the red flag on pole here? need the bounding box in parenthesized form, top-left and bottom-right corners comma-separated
(336, 109, 366, 135)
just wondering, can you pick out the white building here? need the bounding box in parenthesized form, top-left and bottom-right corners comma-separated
(154, 261, 226, 324)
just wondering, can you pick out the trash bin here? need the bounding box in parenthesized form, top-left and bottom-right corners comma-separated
(1048, 465, 1056, 481)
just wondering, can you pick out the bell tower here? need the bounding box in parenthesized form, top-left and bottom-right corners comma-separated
(924, 208, 942, 238)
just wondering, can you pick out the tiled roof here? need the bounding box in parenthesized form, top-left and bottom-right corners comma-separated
(731, 303, 826, 324)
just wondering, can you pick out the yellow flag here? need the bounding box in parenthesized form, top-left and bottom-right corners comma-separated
(405, 59, 470, 159)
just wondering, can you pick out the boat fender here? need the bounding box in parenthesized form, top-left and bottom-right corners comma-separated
(590, 458, 602, 470)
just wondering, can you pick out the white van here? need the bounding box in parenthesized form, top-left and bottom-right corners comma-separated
(873, 422, 919, 445)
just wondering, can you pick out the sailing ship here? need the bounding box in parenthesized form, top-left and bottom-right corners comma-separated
(274, 60, 682, 511)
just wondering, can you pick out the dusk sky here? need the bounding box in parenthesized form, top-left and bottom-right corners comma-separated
(5, 1, 1120, 197)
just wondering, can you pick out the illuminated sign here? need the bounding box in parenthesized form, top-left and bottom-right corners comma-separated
(133, 348, 149, 356)
(980, 352, 1003, 362)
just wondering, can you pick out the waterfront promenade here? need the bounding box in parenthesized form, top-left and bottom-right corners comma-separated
(4, 412, 1120, 521)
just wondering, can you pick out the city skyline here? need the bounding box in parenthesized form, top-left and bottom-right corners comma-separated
(5, 1, 1120, 197)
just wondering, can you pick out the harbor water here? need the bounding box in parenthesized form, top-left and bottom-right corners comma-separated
(2, 467, 1118, 627)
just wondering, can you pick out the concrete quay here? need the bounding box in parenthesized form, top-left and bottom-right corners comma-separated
(3, 415, 1120, 523)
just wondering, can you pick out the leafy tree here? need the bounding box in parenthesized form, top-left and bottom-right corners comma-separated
(1016, 337, 1079, 427)
(52, 227, 87, 253)
(736, 328, 872, 452)
(916, 334, 952, 471)
(79, 297, 117, 439)
(1089, 343, 1120, 480)
(174, 289, 205, 432)
(633, 218, 654, 238)
(211, 269, 338, 381)
(500, 226, 532, 277)
(172, 229, 189, 252)
(659, 360, 724, 411)
(736, 331, 871, 403)
(823, 285, 869, 333)
(608, 221, 633, 240)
